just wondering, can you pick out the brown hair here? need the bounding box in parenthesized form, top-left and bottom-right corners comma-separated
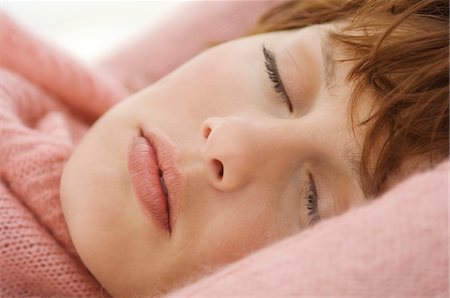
(250, 0, 449, 197)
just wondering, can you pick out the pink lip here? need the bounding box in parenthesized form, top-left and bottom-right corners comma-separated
(127, 129, 184, 234)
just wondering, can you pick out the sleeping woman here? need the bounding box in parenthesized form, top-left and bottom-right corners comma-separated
(51, 0, 450, 296)
(58, 0, 449, 296)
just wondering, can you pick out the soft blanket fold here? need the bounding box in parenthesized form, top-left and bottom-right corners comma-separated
(0, 12, 127, 297)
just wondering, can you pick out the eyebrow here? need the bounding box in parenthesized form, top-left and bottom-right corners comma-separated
(342, 145, 363, 197)
(320, 32, 337, 90)
(319, 32, 365, 196)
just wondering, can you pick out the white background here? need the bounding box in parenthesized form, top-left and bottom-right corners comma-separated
(1, 1, 180, 62)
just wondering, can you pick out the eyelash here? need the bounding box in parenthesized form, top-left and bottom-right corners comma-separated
(263, 46, 293, 113)
(305, 174, 320, 226)
(263, 46, 319, 226)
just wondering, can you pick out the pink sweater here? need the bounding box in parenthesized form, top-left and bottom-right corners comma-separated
(1, 2, 448, 297)
(0, 12, 128, 296)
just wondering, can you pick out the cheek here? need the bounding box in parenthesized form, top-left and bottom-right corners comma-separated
(188, 190, 293, 267)
(156, 50, 251, 117)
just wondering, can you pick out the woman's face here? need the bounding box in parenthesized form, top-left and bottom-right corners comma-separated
(61, 24, 370, 297)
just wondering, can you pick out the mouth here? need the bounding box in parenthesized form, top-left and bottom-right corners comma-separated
(127, 128, 184, 235)
(159, 170, 169, 197)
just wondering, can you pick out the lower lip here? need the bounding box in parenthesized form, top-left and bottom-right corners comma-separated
(127, 134, 169, 232)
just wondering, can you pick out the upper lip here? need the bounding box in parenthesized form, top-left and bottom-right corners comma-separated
(140, 127, 184, 233)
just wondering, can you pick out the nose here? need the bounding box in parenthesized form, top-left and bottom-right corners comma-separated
(200, 116, 276, 192)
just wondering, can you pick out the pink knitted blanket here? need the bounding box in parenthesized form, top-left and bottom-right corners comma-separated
(0, 13, 128, 296)
(1, 2, 448, 297)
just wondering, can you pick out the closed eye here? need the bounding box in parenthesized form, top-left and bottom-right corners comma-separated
(263, 45, 293, 113)
(305, 173, 320, 225)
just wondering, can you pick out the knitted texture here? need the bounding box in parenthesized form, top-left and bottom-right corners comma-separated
(0, 12, 127, 297)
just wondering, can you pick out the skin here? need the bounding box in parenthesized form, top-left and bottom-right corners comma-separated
(60, 24, 371, 297)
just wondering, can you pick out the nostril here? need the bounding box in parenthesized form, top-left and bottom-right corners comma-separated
(212, 159, 224, 179)
(203, 126, 212, 140)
